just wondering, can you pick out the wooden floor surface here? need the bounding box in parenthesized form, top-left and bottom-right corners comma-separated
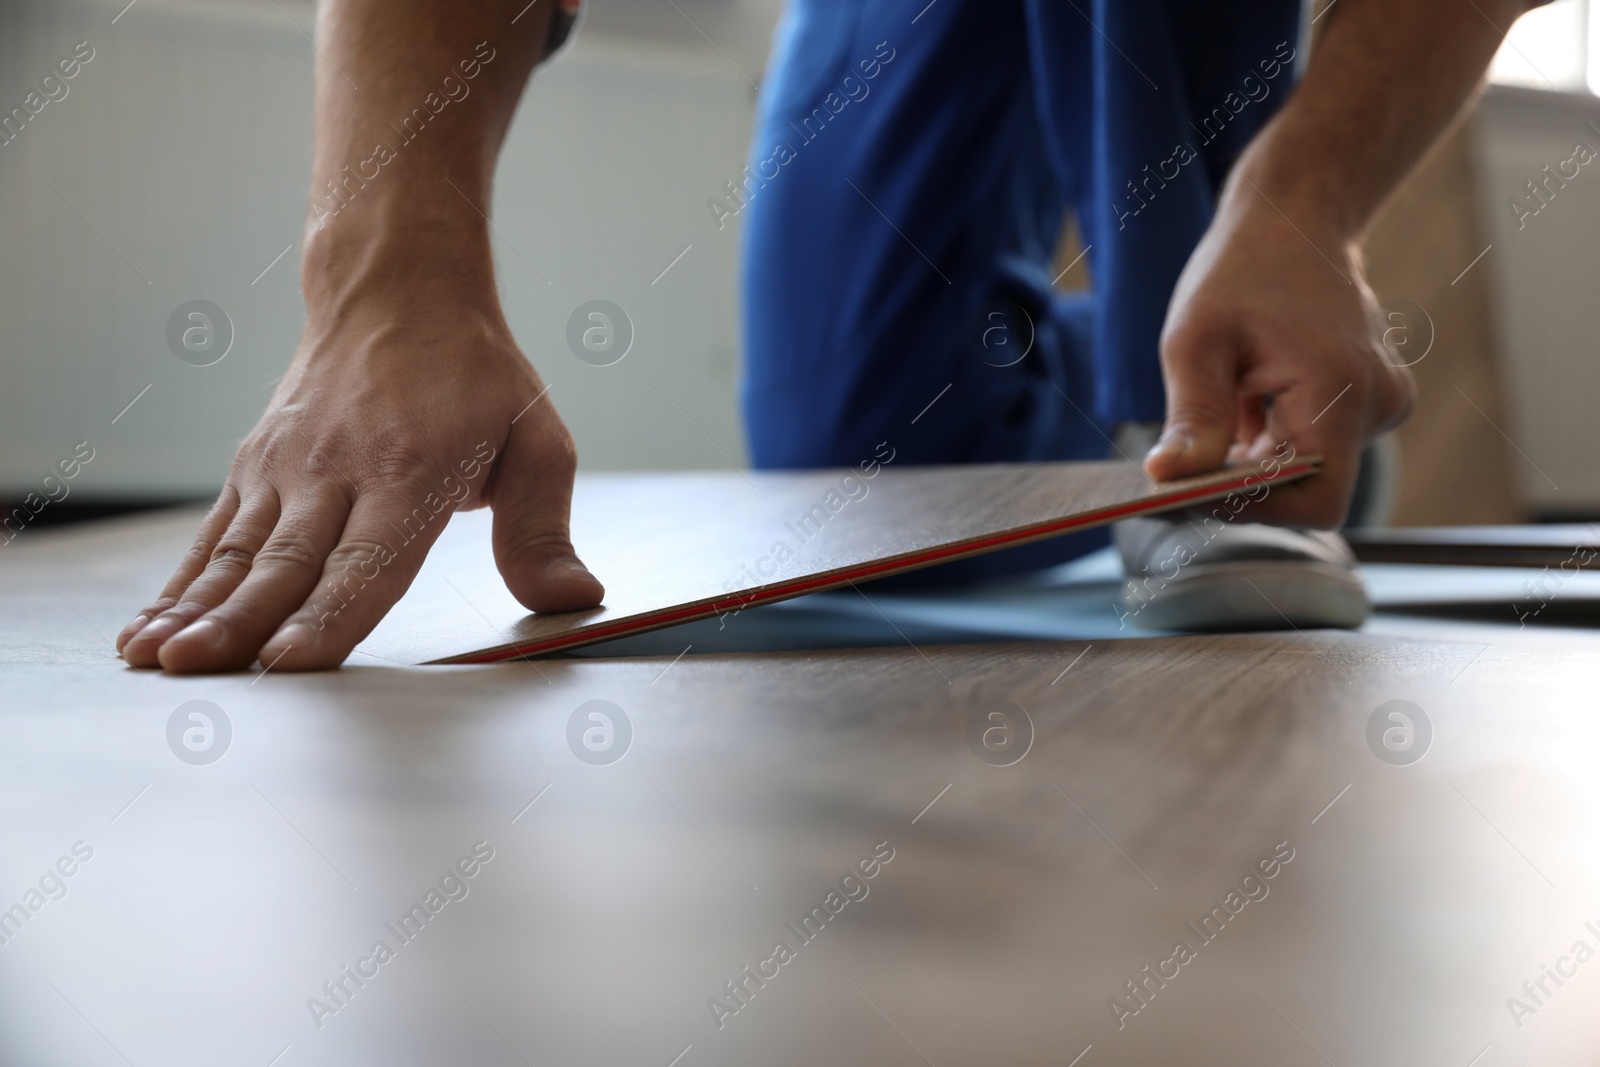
(1, 505, 1597, 1066)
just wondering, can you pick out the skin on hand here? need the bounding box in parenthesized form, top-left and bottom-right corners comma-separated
(114, 293, 604, 673)
(1144, 192, 1414, 527)
(1143, 0, 1544, 524)
(115, 0, 601, 672)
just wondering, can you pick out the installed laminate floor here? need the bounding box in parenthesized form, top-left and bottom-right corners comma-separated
(1, 501, 1595, 1066)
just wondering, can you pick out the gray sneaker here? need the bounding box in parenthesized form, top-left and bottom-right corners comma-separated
(1113, 517, 1370, 632)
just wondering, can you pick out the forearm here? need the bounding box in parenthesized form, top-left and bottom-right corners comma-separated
(301, 0, 553, 303)
(1230, 0, 1543, 239)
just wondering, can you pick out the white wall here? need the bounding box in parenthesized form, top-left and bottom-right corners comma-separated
(1473, 84, 1600, 513)
(9, 3, 1600, 516)
(0, 0, 781, 497)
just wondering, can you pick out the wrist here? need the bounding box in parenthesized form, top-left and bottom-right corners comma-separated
(1218, 120, 1365, 245)
(301, 207, 498, 321)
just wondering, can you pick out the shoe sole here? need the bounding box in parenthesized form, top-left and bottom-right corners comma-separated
(1121, 560, 1370, 633)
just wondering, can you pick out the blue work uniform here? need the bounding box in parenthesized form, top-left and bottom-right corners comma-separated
(739, 0, 1303, 579)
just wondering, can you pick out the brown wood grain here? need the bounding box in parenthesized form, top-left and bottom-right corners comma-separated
(1, 514, 1599, 1064)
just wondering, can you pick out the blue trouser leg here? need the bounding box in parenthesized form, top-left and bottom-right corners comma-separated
(739, 0, 1301, 582)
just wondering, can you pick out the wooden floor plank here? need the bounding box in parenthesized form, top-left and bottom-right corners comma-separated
(359, 457, 1316, 664)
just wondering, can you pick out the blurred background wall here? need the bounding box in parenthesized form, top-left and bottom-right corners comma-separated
(0, 0, 779, 505)
(0, 0, 1596, 525)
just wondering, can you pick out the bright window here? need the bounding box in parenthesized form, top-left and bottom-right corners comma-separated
(1490, 0, 1594, 92)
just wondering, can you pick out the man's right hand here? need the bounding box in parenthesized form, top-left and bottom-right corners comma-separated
(116, 281, 603, 673)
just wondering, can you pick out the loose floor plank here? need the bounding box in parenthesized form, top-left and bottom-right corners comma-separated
(359, 457, 1317, 664)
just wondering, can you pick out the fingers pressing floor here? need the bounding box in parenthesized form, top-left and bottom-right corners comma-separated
(155, 486, 353, 673)
(121, 487, 280, 669)
(254, 482, 459, 671)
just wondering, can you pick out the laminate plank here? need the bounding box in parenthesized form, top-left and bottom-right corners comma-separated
(358, 457, 1315, 664)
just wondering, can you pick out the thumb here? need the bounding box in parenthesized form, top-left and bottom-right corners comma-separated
(489, 416, 605, 614)
(1144, 333, 1240, 482)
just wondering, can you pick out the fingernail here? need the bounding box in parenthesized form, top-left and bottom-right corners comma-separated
(116, 613, 152, 649)
(267, 623, 314, 657)
(131, 615, 183, 647)
(543, 558, 595, 583)
(170, 618, 226, 649)
(1152, 430, 1193, 458)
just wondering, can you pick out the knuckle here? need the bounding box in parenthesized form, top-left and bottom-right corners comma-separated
(367, 438, 434, 484)
(247, 432, 292, 471)
(301, 447, 342, 479)
(227, 442, 261, 479)
(163, 598, 213, 622)
(323, 538, 395, 575)
(547, 441, 579, 479)
(527, 431, 580, 481)
(204, 482, 242, 519)
(254, 531, 325, 572)
(178, 537, 216, 572)
(1166, 400, 1231, 429)
(207, 540, 259, 573)
(1380, 366, 1417, 428)
(501, 529, 575, 562)
(1160, 321, 1224, 365)
(1161, 334, 1201, 364)
(305, 540, 403, 623)
(1350, 351, 1411, 434)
